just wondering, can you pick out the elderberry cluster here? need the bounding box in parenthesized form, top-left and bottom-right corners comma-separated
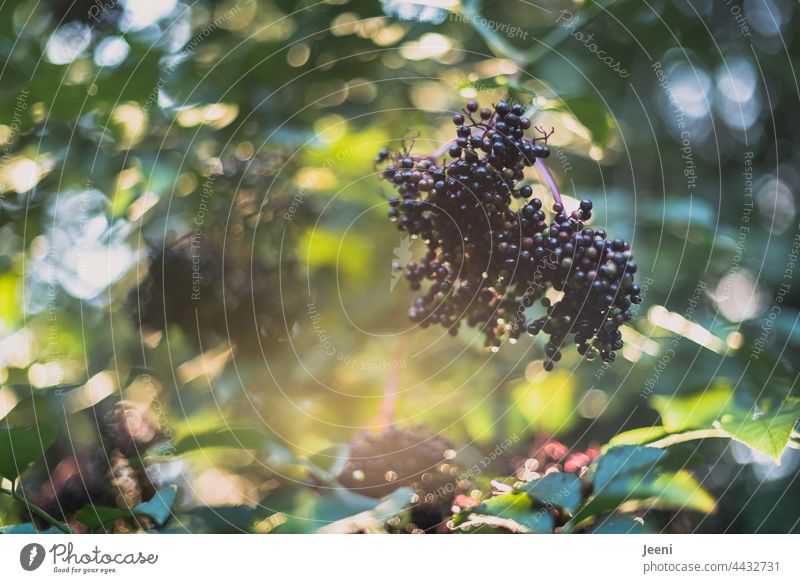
(378, 101, 641, 369)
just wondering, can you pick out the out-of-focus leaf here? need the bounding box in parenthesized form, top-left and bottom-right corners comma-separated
(0, 423, 58, 480)
(0, 272, 20, 329)
(651, 382, 737, 433)
(301, 228, 369, 281)
(316, 487, 414, 533)
(75, 506, 132, 530)
(717, 398, 800, 463)
(372, 487, 415, 519)
(270, 487, 383, 533)
(11, 382, 87, 400)
(307, 443, 349, 479)
(560, 96, 615, 147)
(173, 426, 272, 454)
(593, 445, 665, 491)
(177, 505, 263, 534)
(456, 492, 554, 533)
(520, 472, 581, 514)
(76, 486, 178, 530)
(135, 486, 177, 526)
(638, 198, 717, 230)
(460, 0, 620, 65)
(311, 488, 380, 524)
(511, 370, 577, 435)
(588, 514, 656, 534)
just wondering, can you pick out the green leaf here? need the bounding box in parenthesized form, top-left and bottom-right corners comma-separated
(520, 472, 582, 514)
(463, 492, 555, 533)
(135, 486, 177, 526)
(316, 488, 415, 534)
(173, 426, 272, 455)
(566, 446, 715, 531)
(717, 398, 800, 463)
(569, 470, 715, 531)
(75, 506, 132, 531)
(651, 383, 737, 433)
(0, 424, 58, 480)
(311, 488, 382, 525)
(593, 445, 666, 491)
(76, 487, 177, 530)
(0, 522, 62, 534)
(179, 505, 264, 534)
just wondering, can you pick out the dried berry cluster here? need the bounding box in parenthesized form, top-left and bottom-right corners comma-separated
(133, 237, 297, 352)
(132, 150, 303, 352)
(30, 401, 168, 533)
(338, 425, 461, 533)
(378, 101, 641, 368)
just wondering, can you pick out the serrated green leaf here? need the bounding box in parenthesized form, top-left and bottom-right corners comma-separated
(0, 424, 58, 480)
(717, 399, 800, 463)
(520, 472, 582, 514)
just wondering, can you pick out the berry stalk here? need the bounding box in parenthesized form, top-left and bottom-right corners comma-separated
(534, 157, 563, 208)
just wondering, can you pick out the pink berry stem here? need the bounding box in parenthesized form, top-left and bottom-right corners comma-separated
(534, 158, 563, 208)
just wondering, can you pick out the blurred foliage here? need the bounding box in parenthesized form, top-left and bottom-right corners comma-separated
(0, 0, 799, 533)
